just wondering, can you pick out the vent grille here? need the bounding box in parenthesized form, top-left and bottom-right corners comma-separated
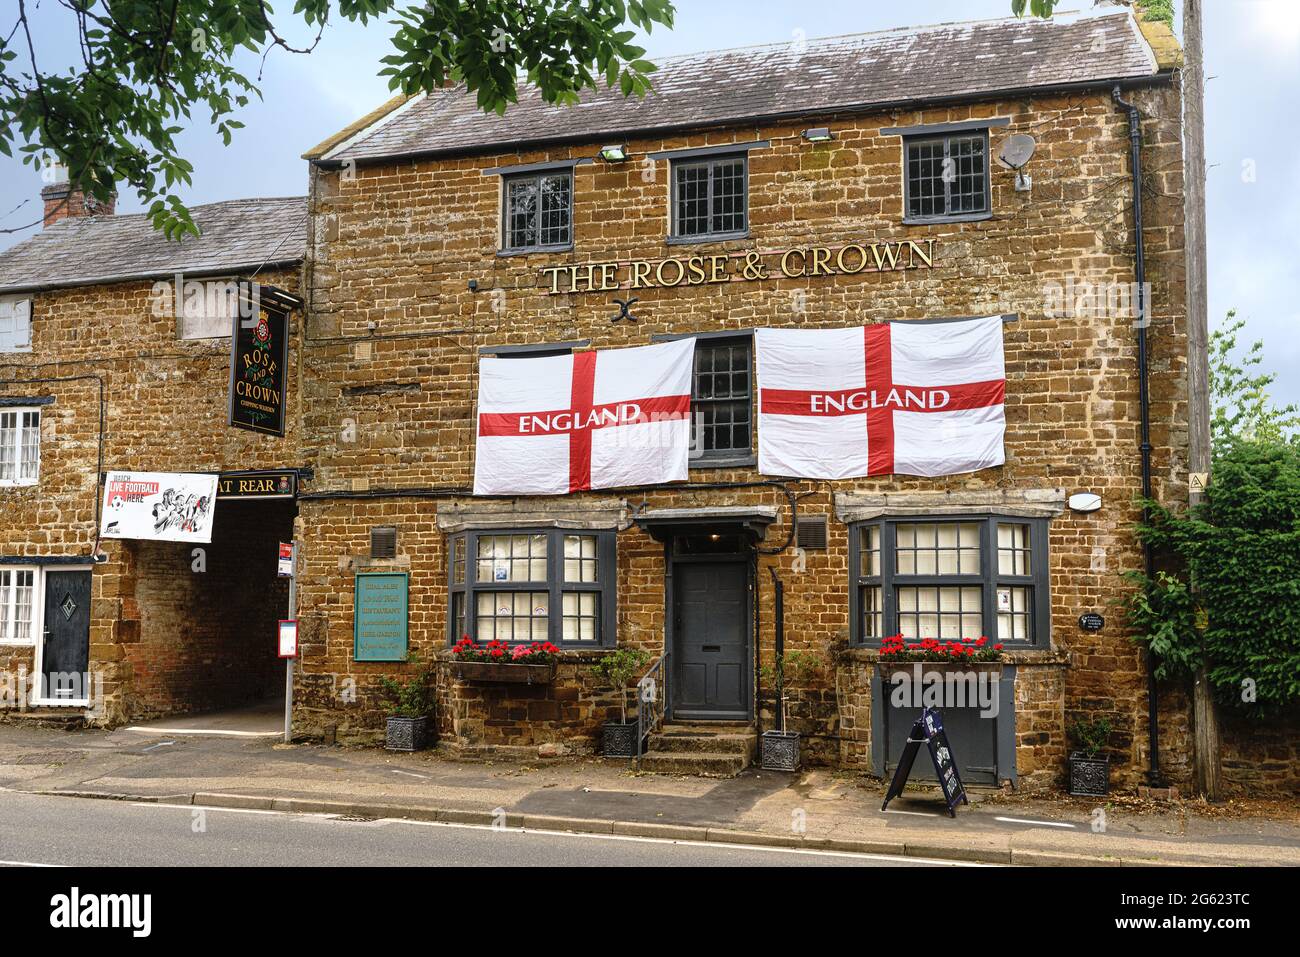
(796, 514, 828, 551)
(370, 526, 398, 559)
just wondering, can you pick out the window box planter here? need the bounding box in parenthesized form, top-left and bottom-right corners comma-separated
(760, 730, 800, 772)
(601, 721, 640, 758)
(385, 715, 430, 752)
(1068, 751, 1110, 797)
(452, 660, 557, 685)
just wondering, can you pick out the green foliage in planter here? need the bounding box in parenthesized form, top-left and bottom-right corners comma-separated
(376, 654, 435, 718)
(593, 647, 650, 724)
(1068, 716, 1112, 759)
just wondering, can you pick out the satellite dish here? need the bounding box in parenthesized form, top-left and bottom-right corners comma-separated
(996, 133, 1037, 170)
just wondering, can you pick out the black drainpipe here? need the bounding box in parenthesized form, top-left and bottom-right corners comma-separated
(1113, 85, 1161, 786)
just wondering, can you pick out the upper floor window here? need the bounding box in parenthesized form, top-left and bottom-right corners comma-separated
(671, 154, 747, 240)
(0, 297, 32, 353)
(904, 131, 990, 223)
(0, 408, 40, 486)
(502, 170, 573, 253)
(0, 567, 36, 644)
(851, 516, 1049, 647)
(448, 528, 615, 646)
(690, 335, 753, 465)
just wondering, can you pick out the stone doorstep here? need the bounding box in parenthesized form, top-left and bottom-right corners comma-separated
(637, 751, 750, 777)
(37, 789, 1234, 867)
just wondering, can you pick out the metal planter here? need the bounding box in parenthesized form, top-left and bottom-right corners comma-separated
(1068, 751, 1110, 796)
(760, 730, 801, 772)
(386, 715, 430, 752)
(602, 721, 639, 758)
(452, 660, 557, 685)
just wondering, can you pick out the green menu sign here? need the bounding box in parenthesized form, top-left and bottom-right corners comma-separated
(354, 572, 409, 662)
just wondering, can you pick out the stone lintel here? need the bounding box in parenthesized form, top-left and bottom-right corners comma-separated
(435, 496, 629, 532)
(834, 488, 1067, 523)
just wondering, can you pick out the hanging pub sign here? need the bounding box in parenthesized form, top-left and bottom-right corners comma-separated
(881, 707, 970, 818)
(354, 572, 409, 662)
(100, 471, 219, 544)
(217, 469, 297, 500)
(228, 303, 289, 437)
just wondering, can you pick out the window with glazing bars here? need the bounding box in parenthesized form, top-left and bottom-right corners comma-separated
(672, 155, 747, 238)
(904, 132, 989, 221)
(690, 337, 752, 461)
(0, 409, 39, 485)
(0, 567, 36, 644)
(502, 170, 572, 251)
(447, 528, 614, 646)
(852, 516, 1048, 646)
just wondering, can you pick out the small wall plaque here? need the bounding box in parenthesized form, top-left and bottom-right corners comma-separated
(1078, 613, 1104, 632)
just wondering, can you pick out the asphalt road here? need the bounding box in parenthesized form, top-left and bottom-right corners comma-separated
(0, 791, 976, 867)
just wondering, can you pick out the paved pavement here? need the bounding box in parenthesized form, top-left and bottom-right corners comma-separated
(0, 791, 950, 867)
(1, 723, 1296, 866)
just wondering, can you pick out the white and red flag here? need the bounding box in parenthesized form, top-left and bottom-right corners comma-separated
(474, 338, 696, 495)
(755, 316, 1006, 479)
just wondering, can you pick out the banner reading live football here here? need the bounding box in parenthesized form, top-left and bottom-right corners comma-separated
(474, 338, 695, 495)
(755, 315, 1006, 479)
(100, 471, 220, 544)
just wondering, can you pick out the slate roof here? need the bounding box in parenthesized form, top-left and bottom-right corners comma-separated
(0, 196, 306, 295)
(322, 11, 1160, 165)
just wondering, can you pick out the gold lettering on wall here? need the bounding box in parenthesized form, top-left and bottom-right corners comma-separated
(540, 239, 936, 294)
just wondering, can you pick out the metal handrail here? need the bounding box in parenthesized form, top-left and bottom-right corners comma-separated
(634, 651, 668, 766)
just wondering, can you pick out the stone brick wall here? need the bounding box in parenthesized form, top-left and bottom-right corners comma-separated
(292, 82, 1193, 786)
(0, 268, 303, 721)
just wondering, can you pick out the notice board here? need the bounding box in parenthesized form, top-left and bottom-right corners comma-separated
(354, 572, 409, 662)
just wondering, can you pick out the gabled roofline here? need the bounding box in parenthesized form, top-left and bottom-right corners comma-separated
(310, 72, 1176, 171)
(302, 93, 420, 161)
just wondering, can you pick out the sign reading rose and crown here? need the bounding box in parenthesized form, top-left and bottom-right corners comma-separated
(472, 316, 1006, 495)
(228, 303, 289, 437)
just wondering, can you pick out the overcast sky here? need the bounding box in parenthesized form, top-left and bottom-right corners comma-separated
(2, 1, 1296, 407)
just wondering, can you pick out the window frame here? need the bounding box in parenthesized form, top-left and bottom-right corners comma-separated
(901, 129, 992, 225)
(669, 153, 749, 243)
(0, 296, 32, 354)
(500, 169, 574, 255)
(0, 564, 39, 646)
(0, 405, 41, 487)
(653, 330, 756, 468)
(849, 514, 1050, 648)
(447, 527, 617, 648)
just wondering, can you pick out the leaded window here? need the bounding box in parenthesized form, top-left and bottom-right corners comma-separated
(904, 132, 989, 222)
(448, 528, 615, 646)
(851, 516, 1049, 647)
(672, 155, 747, 239)
(690, 336, 753, 464)
(502, 170, 572, 252)
(0, 408, 40, 485)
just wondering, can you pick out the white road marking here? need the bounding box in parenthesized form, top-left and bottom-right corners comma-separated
(124, 727, 280, 738)
(0, 860, 64, 867)
(882, 808, 942, 817)
(390, 769, 429, 779)
(127, 801, 989, 866)
(994, 816, 1077, 829)
(139, 741, 175, 752)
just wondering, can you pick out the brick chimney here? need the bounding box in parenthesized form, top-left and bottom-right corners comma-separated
(41, 163, 115, 226)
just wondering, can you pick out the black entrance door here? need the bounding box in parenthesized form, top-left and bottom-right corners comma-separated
(42, 569, 92, 700)
(672, 561, 749, 719)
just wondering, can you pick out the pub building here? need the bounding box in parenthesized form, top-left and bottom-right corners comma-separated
(3, 9, 1284, 794)
(0, 188, 309, 723)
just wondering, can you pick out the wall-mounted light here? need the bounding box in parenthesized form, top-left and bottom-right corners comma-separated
(801, 128, 834, 143)
(1068, 492, 1102, 513)
(598, 144, 628, 162)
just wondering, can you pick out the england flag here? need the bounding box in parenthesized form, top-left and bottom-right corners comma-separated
(755, 316, 1006, 479)
(474, 338, 696, 495)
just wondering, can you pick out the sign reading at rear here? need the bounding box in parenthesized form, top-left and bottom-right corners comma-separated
(217, 470, 297, 500)
(354, 572, 409, 662)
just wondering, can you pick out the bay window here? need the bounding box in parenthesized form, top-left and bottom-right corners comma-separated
(448, 528, 615, 646)
(850, 516, 1049, 647)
